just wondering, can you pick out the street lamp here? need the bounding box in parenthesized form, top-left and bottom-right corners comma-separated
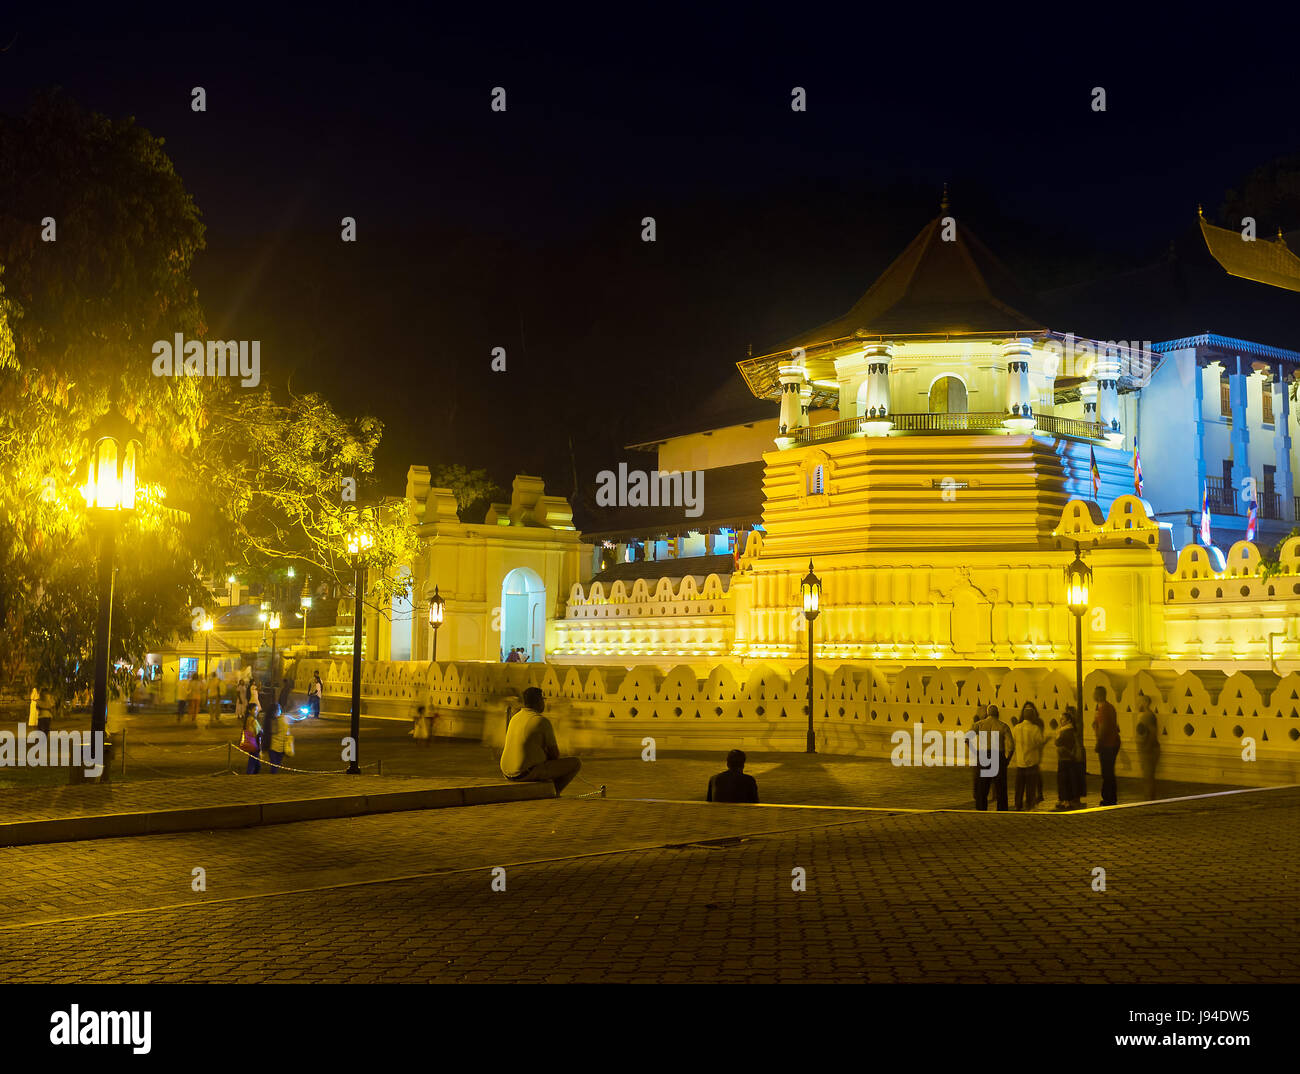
(345, 521, 374, 775)
(800, 559, 821, 754)
(1064, 542, 1092, 783)
(300, 581, 312, 649)
(81, 408, 142, 760)
(428, 586, 445, 662)
(200, 616, 214, 678)
(258, 602, 270, 643)
(268, 612, 281, 688)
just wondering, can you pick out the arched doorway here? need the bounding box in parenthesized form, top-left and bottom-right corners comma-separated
(928, 375, 968, 414)
(390, 567, 413, 661)
(501, 567, 546, 663)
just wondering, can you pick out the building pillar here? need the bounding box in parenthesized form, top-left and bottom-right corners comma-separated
(1276, 375, 1294, 519)
(1097, 349, 1123, 444)
(799, 385, 813, 427)
(1080, 381, 1099, 432)
(1229, 359, 1251, 508)
(1002, 337, 1034, 432)
(775, 363, 806, 447)
(862, 343, 894, 435)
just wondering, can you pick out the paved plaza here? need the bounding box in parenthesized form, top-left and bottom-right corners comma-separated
(0, 764, 1295, 982)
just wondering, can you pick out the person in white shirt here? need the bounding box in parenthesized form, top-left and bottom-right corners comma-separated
(1011, 702, 1048, 810)
(499, 688, 581, 795)
(308, 673, 323, 718)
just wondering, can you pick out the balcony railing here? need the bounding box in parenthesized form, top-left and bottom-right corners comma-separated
(1206, 476, 1236, 515)
(1261, 492, 1282, 520)
(790, 412, 1106, 446)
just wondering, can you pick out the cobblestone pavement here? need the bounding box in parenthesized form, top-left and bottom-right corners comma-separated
(1, 711, 1237, 810)
(1, 787, 1295, 983)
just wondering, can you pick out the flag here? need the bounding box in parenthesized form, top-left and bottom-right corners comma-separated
(1133, 444, 1143, 496)
(1090, 446, 1101, 499)
(1246, 498, 1258, 542)
(1200, 482, 1212, 545)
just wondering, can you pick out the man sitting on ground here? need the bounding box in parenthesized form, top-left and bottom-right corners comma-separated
(707, 749, 759, 803)
(500, 687, 582, 795)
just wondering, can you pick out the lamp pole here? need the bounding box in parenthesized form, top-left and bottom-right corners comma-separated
(301, 581, 312, 649)
(1065, 542, 1093, 784)
(801, 560, 822, 754)
(428, 586, 445, 662)
(83, 411, 142, 774)
(268, 613, 281, 690)
(201, 617, 214, 678)
(345, 521, 373, 775)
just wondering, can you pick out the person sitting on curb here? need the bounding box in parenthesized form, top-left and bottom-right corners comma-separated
(499, 687, 581, 795)
(707, 749, 759, 803)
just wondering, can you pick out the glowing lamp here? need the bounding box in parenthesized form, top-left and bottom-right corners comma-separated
(268, 613, 282, 631)
(345, 528, 373, 556)
(1064, 543, 1091, 616)
(801, 559, 821, 622)
(428, 586, 445, 627)
(200, 617, 214, 633)
(81, 410, 142, 513)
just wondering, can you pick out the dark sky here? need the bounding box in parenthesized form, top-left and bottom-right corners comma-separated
(4, 6, 1299, 513)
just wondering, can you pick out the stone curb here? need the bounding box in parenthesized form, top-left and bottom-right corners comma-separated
(0, 780, 556, 847)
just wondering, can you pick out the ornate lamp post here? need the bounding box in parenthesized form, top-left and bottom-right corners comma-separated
(200, 615, 214, 678)
(1064, 542, 1092, 781)
(300, 582, 312, 649)
(81, 409, 142, 761)
(258, 603, 270, 643)
(267, 612, 281, 686)
(800, 560, 821, 754)
(428, 586, 445, 662)
(345, 521, 373, 774)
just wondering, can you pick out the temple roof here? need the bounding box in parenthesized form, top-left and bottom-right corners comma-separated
(771, 211, 1050, 349)
(1198, 210, 1300, 292)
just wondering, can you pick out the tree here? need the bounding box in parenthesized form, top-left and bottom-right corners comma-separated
(432, 463, 500, 522)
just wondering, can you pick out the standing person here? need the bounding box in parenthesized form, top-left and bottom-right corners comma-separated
(970, 704, 988, 804)
(1135, 693, 1160, 801)
(208, 672, 223, 727)
(268, 693, 293, 774)
(1011, 702, 1047, 811)
(1093, 686, 1121, 806)
(241, 690, 263, 775)
(974, 704, 1014, 811)
(1026, 704, 1048, 805)
(187, 672, 203, 725)
(234, 674, 248, 729)
(309, 672, 323, 719)
(35, 682, 55, 735)
(499, 687, 581, 795)
(1054, 709, 1084, 810)
(28, 685, 40, 730)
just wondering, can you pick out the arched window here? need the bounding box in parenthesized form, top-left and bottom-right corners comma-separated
(928, 376, 968, 415)
(808, 465, 824, 495)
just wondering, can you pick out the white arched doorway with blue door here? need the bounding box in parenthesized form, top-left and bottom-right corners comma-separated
(501, 567, 546, 663)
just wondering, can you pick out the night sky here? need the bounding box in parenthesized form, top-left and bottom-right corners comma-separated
(4, 7, 1298, 514)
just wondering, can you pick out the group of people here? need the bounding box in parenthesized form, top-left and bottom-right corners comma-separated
(973, 686, 1160, 810)
(236, 675, 301, 774)
(504, 647, 530, 663)
(178, 671, 226, 725)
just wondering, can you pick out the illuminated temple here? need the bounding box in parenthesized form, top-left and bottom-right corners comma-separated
(298, 205, 1300, 786)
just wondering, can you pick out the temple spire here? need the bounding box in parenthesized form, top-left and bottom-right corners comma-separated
(940, 183, 950, 215)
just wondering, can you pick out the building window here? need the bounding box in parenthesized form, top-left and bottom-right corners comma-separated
(928, 376, 968, 415)
(1263, 388, 1274, 424)
(809, 465, 824, 495)
(1220, 380, 1232, 420)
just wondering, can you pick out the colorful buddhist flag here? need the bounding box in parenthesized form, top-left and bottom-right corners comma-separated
(1090, 446, 1101, 499)
(1133, 444, 1143, 496)
(1246, 497, 1258, 542)
(1201, 482, 1212, 545)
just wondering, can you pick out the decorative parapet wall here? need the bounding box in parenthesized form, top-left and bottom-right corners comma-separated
(291, 656, 1298, 787)
(551, 573, 734, 661)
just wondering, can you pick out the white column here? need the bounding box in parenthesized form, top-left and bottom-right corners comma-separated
(1097, 348, 1123, 444)
(1002, 337, 1034, 432)
(799, 385, 813, 427)
(1276, 377, 1294, 520)
(1080, 381, 1099, 432)
(862, 343, 894, 435)
(775, 363, 806, 448)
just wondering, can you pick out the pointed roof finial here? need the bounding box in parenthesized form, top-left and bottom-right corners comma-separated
(940, 183, 950, 215)
(1197, 204, 1204, 218)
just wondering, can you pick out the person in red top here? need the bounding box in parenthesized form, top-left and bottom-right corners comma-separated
(1092, 685, 1121, 805)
